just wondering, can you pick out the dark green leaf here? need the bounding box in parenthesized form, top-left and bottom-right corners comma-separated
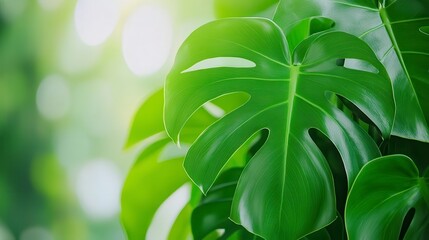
(192, 168, 254, 240)
(345, 155, 429, 240)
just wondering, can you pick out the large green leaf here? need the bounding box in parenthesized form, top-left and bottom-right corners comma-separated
(165, 18, 394, 239)
(274, 0, 429, 141)
(345, 155, 429, 240)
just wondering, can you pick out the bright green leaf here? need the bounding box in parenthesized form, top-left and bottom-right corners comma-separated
(121, 141, 189, 240)
(274, 0, 429, 142)
(168, 204, 193, 240)
(125, 89, 164, 148)
(165, 18, 394, 239)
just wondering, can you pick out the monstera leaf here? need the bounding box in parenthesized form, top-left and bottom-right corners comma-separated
(274, 0, 429, 142)
(345, 155, 429, 239)
(164, 18, 394, 239)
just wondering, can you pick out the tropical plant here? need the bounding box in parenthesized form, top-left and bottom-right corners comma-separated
(121, 0, 429, 239)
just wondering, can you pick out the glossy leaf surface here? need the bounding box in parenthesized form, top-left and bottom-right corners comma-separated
(165, 18, 394, 239)
(274, 0, 429, 141)
(345, 155, 429, 240)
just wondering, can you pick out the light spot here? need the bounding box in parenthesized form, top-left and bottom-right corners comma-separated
(75, 81, 113, 137)
(146, 184, 191, 240)
(75, 159, 122, 219)
(36, 75, 70, 121)
(37, 0, 63, 11)
(0, 223, 14, 240)
(74, 0, 120, 46)
(122, 4, 173, 76)
(20, 227, 53, 240)
(59, 23, 101, 74)
(54, 127, 90, 171)
(0, 0, 26, 22)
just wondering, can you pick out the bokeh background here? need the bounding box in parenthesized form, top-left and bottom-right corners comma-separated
(0, 0, 214, 239)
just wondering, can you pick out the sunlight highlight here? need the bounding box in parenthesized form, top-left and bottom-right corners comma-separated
(37, 0, 63, 11)
(122, 4, 173, 76)
(75, 160, 122, 220)
(74, 0, 120, 46)
(20, 227, 53, 240)
(36, 75, 70, 121)
(0, 223, 14, 240)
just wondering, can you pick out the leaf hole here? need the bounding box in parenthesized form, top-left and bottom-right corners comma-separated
(309, 17, 335, 34)
(203, 102, 225, 118)
(182, 92, 250, 143)
(325, 92, 383, 145)
(399, 208, 416, 240)
(204, 92, 250, 118)
(182, 57, 256, 73)
(222, 128, 269, 171)
(340, 58, 379, 74)
(336, 58, 345, 66)
(246, 129, 269, 162)
(308, 128, 348, 214)
(419, 26, 429, 36)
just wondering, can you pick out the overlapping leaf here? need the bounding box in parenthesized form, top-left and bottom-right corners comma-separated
(274, 0, 429, 141)
(121, 139, 191, 240)
(121, 89, 204, 240)
(165, 18, 394, 239)
(346, 155, 429, 239)
(192, 168, 257, 240)
(122, 89, 251, 239)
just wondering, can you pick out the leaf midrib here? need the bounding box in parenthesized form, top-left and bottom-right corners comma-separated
(279, 65, 300, 228)
(379, 7, 424, 113)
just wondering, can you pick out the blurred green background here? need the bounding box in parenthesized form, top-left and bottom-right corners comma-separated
(0, 0, 214, 239)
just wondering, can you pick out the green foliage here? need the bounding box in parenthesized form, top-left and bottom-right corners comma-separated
(345, 155, 429, 240)
(274, 0, 429, 142)
(122, 0, 429, 239)
(191, 168, 255, 240)
(164, 17, 395, 239)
